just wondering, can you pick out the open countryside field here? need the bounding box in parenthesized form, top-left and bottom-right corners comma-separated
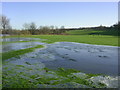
(6, 30, 119, 46)
(2, 29, 119, 88)
(1, 2, 119, 89)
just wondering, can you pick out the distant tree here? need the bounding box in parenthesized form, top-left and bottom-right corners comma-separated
(23, 22, 37, 35)
(112, 22, 120, 30)
(0, 15, 11, 30)
(23, 23, 30, 30)
(29, 22, 36, 30)
(50, 25, 54, 30)
(60, 26, 65, 29)
(23, 22, 36, 30)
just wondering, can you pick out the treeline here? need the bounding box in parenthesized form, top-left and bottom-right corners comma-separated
(1, 28, 66, 35)
(0, 15, 66, 35)
(0, 15, 120, 35)
(1, 26, 66, 35)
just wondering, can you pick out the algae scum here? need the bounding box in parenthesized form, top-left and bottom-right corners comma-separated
(2, 37, 119, 88)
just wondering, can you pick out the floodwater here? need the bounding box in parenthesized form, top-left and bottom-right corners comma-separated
(2, 38, 119, 75)
(1, 37, 43, 42)
(2, 37, 119, 88)
(1, 37, 46, 52)
(2, 42, 45, 52)
(43, 42, 118, 75)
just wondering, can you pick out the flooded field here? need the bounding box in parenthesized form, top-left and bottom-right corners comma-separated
(1, 38, 46, 52)
(1, 37, 43, 42)
(2, 42, 45, 52)
(40, 42, 118, 75)
(2, 37, 119, 88)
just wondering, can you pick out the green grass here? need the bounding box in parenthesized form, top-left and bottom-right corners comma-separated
(66, 29, 101, 35)
(53, 68, 79, 77)
(17, 35, 118, 46)
(2, 45, 44, 61)
(2, 29, 118, 88)
(43, 68, 104, 87)
(3, 28, 119, 46)
(3, 67, 104, 88)
(66, 29, 119, 36)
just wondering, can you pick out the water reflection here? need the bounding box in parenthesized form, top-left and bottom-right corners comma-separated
(1, 38, 119, 75)
(1, 37, 42, 42)
(1, 37, 46, 52)
(1, 42, 45, 52)
(23, 42, 118, 75)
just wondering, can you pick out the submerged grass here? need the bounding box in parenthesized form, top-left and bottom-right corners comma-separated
(3, 66, 106, 88)
(2, 45, 44, 61)
(44, 68, 103, 87)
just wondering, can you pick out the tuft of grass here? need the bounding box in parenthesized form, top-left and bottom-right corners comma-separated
(54, 68, 79, 77)
(86, 73, 103, 78)
(2, 45, 44, 61)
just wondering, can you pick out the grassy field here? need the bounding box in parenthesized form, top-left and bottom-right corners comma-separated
(66, 29, 119, 36)
(2, 29, 119, 61)
(2, 30, 118, 88)
(4, 29, 119, 46)
(8, 35, 118, 46)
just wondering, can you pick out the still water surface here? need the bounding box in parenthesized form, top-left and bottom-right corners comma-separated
(2, 37, 119, 75)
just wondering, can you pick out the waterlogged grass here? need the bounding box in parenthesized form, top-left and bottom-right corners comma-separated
(2, 45, 44, 60)
(54, 68, 79, 77)
(3, 66, 107, 88)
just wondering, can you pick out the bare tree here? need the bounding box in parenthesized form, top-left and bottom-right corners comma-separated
(30, 22, 36, 30)
(23, 22, 36, 30)
(60, 26, 65, 29)
(23, 22, 37, 35)
(0, 15, 11, 30)
(50, 25, 54, 30)
(23, 23, 30, 30)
